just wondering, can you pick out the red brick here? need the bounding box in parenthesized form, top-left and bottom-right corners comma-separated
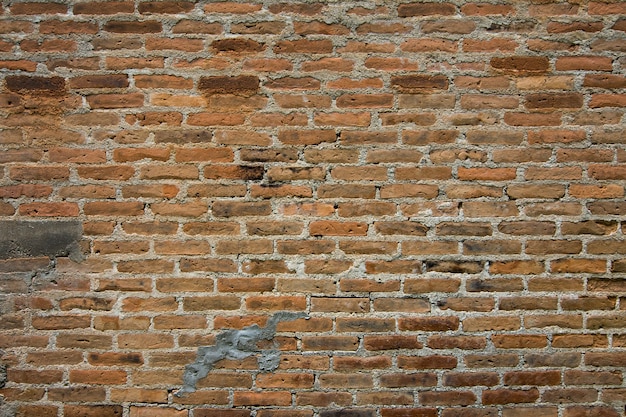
(483, 389, 540, 405)
(419, 391, 476, 406)
(398, 3, 455, 16)
(320, 374, 373, 388)
(491, 56, 550, 74)
(274, 39, 333, 54)
(104, 20, 162, 33)
(556, 56, 613, 71)
(563, 407, 620, 417)
(399, 316, 459, 332)
(74, 1, 134, 14)
(256, 373, 314, 388)
(525, 93, 584, 109)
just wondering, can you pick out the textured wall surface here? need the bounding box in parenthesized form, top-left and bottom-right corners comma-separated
(0, 1, 625, 416)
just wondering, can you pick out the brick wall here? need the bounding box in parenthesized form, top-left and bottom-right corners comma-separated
(1, 1, 625, 416)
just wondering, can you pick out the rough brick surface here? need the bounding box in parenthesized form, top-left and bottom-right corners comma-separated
(0, 1, 625, 416)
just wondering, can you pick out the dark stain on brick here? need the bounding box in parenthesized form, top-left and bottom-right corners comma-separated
(211, 38, 265, 53)
(0, 221, 83, 261)
(199, 75, 260, 96)
(5, 76, 66, 95)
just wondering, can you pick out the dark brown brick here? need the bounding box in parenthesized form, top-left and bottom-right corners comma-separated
(199, 76, 260, 96)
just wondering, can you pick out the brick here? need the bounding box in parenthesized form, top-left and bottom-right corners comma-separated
(391, 75, 449, 91)
(428, 336, 487, 350)
(556, 56, 613, 71)
(321, 374, 374, 389)
(48, 387, 106, 402)
(464, 38, 518, 52)
(398, 3, 455, 16)
(232, 21, 286, 35)
(8, 369, 64, 384)
(542, 388, 598, 403)
(438, 297, 495, 312)
(15, 405, 58, 417)
(32, 315, 91, 330)
(279, 354, 330, 370)
(279, 129, 335, 145)
(399, 94, 456, 109)
(492, 335, 547, 349)
(365, 57, 419, 71)
(507, 184, 566, 199)
(20, 38, 77, 52)
(212, 201, 271, 217)
(277, 240, 334, 255)
(193, 412, 250, 417)
(278, 276, 335, 294)
(88, 93, 144, 108)
(312, 296, 369, 313)
(445, 185, 502, 199)
(26, 351, 82, 366)
(490, 261, 544, 275)
(380, 184, 438, 199)
(399, 316, 459, 331)
(304, 260, 352, 274)
(253, 373, 314, 389)
(41, 20, 98, 34)
(364, 335, 422, 351)
(211, 38, 265, 54)
(337, 318, 395, 332)
(319, 185, 376, 199)
(502, 408, 558, 417)
(321, 411, 374, 417)
(274, 39, 333, 54)
(356, 391, 413, 405)
(74, 1, 133, 14)
(268, 3, 324, 15)
(483, 389, 540, 405)
(19, 202, 79, 217)
(138, 1, 194, 14)
(399, 355, 457, 370)
(422, 19, 476, 34)
(129, 407, 187, 417)
(357, 22, 412, 34)
(402, 38, 458, 52)
(382, 410, 437, 417)
(199, 76, 260, 96)
(504, 370, 561, 386)
(302, 57, 354, 72)
(458, 167, 516, 181)
(419, 391, 476, 406)
(11, 2, 67, 14)
(6, 75, 66, 95)
(466, 278, 524, 293)
(525, 93, 584, 109)
(380, 373, 437, 388)
(104, 20, 162, 33)
(491, 56, 550, 74)
(340, 241, 397, 255)
(463, 316, 520, 332)
(341, 131, 396, 145)
(563, 407, 620, 417)
(337, 94, 394, 108)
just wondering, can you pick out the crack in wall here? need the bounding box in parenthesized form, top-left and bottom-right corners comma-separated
(177, 311, 307, 396)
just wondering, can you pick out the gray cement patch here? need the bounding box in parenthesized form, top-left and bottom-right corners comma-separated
(178, 311, 307, 396)
(0, 221, 83, 261)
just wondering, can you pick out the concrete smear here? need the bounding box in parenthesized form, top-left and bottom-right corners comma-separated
(177, 311, 307, 396)
(0, 221, 83, 261)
